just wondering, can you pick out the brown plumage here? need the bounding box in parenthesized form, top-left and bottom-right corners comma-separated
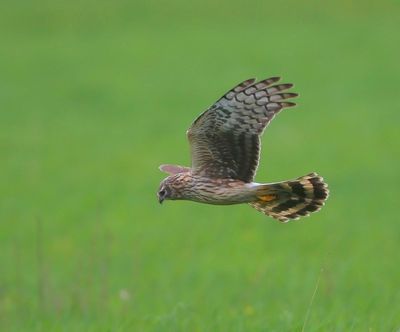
(157, 77, 329, 222)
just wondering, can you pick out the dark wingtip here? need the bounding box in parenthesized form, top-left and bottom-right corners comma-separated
(282, 101, 297, 108)
(267, 76, 281, 81)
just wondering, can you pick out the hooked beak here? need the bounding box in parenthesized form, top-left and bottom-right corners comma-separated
(158, 195, 164, 204)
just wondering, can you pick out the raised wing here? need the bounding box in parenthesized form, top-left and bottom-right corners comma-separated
(187, 77, 297, 182)
(159, 164, 190, 175)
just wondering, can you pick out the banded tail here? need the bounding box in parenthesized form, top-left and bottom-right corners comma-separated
(250, 173, 329, 222)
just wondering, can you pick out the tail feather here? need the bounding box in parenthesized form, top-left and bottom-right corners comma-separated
(249, 173, 329, 222)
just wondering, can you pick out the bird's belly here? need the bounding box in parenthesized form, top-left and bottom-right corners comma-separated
(187, 181, 255, 205)
(192, 196, 243, 205)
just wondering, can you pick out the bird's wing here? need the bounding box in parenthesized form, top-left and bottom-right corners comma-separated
(159, 164, 190, 175)
(187, 77, 297, 182)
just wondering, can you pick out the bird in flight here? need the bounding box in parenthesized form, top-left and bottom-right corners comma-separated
(157, 77, 328, 222)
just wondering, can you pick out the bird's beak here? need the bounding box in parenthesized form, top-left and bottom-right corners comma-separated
(158, 196, 164, 204)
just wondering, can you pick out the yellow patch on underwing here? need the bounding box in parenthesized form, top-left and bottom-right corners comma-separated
(258, 194, 277, 202)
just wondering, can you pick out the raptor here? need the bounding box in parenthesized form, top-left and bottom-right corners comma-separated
(157, 77, 328, 222)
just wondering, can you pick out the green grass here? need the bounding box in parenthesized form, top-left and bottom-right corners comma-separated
(1, 0, 399, 330)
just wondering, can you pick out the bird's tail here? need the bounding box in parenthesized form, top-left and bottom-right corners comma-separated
(249, 173, 329, 222)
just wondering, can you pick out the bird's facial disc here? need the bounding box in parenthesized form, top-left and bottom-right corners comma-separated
(158, 186, 168, 204)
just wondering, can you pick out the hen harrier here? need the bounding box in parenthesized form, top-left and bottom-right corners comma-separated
(157, 77, 328, 222)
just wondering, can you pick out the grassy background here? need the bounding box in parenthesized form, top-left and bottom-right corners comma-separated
(1, 0, 399, 331)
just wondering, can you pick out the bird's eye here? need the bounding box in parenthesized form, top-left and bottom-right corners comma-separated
(159, 189, 166, 197)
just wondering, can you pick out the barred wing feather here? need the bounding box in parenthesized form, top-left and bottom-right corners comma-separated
(187, 77, 298, 182)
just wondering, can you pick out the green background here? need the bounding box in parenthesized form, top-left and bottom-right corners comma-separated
(1, 0, 399, 331)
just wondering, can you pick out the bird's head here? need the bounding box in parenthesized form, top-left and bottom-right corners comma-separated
(157, 174, 186, 204)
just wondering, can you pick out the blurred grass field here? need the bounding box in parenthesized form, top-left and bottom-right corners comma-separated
(1, 0, 400, 331)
